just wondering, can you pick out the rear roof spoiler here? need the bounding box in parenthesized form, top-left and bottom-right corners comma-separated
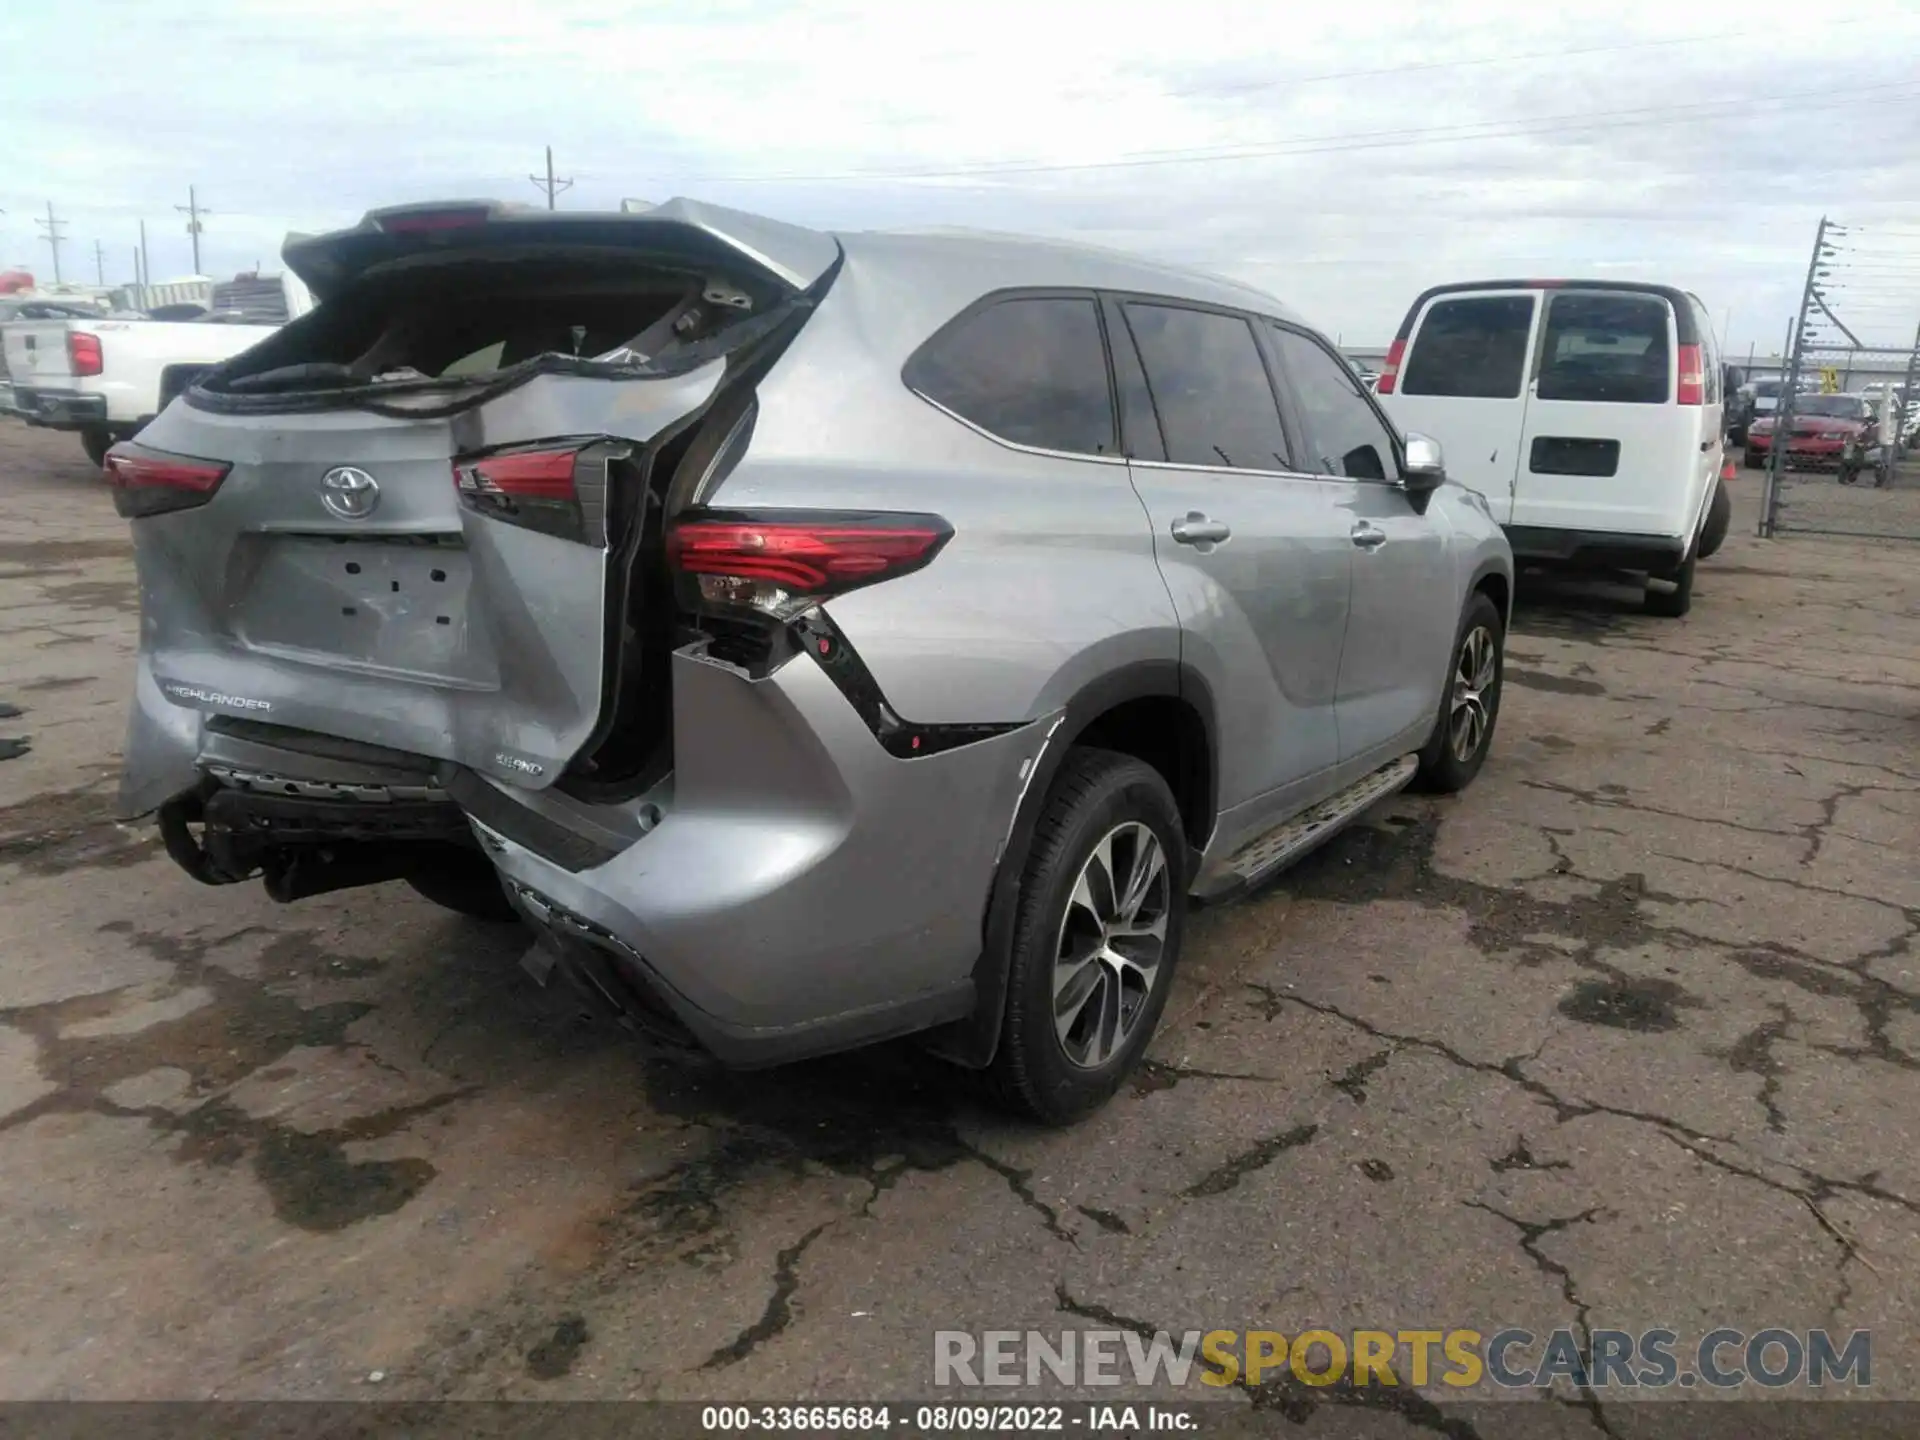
(282, 197, 840, 301)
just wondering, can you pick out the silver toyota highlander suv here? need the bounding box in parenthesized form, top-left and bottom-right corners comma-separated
(110, 198, 1513, 1123)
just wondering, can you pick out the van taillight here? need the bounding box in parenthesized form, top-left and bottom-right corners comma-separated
(668, 510, 952, 620)
(68, 332, 103, 377)
(453, 447, 587, 542)
(1376, 338, 1406, 395)
(1677, 344, 1705, 406)
(103, 443, 231, 517)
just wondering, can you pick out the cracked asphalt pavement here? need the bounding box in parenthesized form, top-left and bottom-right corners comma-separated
(3, 419, 1918, 1425)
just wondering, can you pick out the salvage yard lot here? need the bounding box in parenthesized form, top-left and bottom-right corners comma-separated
(2, 417, 1918, 1412)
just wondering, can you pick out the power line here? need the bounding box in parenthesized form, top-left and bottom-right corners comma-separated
(642, 78, 1920, 185)
(35, 202, 66, 283)
(530, 146, 573, 210)
(1157, 12, 1894, 102)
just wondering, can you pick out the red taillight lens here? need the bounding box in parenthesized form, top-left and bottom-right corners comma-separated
(1677, 343, 1704, 405)
(68, 332, 103, 377)
(453, 447, 586, 542)
(103, 444, 231, 517)
(668, 511, 952, 619)
(379, 208, 490, 234)
(1375, 338, 1406, 395)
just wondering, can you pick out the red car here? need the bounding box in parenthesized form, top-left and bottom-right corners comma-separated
(1745, 393, 1875, 471)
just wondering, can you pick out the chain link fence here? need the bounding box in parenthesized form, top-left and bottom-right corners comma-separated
(1757, 218, 1920, 541)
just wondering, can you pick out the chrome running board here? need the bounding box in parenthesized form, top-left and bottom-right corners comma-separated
(1213, 754, 1419, 893)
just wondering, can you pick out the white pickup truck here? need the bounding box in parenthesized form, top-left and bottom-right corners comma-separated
(3, 273, 314, 465)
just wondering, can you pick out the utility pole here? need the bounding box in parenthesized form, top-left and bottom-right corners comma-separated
(93, 240, 106, 285)
(529, 146, 573, 210)
(36, 202, 67, 283)
(139, 219, 151, 299)
(1762, 217, 1834, 538)
(175, 186, 206, 273)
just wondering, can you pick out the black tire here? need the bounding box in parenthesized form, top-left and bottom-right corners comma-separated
(1696, 479, 1732, 560)
(80, 427, 112, 468)
(406, 849, 521, 922)
(985, 748, 1187, 1125)
(1645, 551, 1695, 618)
(1413, 592, 1504, 795)
(1743, 448, 1763, 470)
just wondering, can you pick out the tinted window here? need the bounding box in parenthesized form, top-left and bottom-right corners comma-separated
(1537, 293, 1672, 405)
(1123, 303, 1289, 469)
(1401, 296, 1535, 398)
(907, 295, 1116, 456)
(1270, 325, 1399, 481)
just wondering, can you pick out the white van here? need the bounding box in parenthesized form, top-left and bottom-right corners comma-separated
(1376, 281, 1725, 616)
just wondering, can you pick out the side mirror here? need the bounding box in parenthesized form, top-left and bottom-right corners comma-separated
(1402, 431, 1446, 493)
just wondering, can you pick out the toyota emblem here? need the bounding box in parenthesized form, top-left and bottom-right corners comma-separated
(320, 466, 380, 519)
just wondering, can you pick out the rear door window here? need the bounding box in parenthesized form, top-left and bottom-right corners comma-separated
(1122, 302, 1291, 469)
(1401, 295, 1535, 398)
(1268, 325, 1399, 481)
(906, 293, 1117, 456)
(1536, 292, 1673, 405)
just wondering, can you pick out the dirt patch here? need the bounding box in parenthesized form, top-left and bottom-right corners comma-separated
(0, 784, 154, 873)
(0, 538, 131, 567)
(40, 578, 139, 613)
(525, 1315, 591, 1380)
(1557, 976, 1696, 1033)
(1507, 668, 1606, 697)
(0, 921, 462, 1233)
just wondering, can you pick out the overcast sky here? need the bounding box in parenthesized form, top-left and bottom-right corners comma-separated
(5, 0, 1920, 351)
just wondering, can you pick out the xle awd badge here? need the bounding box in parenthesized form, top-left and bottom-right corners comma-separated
(320, 466, 380, 519)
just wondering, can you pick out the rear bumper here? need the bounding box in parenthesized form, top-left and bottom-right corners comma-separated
(13, 387, 107, 430)
(1503, 525, 1687, 572)
(470, 645, 1049, 1065)
(125, 639, 1053, 1068)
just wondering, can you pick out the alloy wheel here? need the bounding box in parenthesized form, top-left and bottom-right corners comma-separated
(1449, 625, 1498, 764)
(1052, 821, 1171, 1069)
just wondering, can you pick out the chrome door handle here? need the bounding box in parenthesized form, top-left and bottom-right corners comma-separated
(1170, 512, 1232, 545)
(1351, 522, 1388, 550)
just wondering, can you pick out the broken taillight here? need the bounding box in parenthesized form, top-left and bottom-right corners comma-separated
(453, 447, 588, 543)
(103, 444, 232, 518)
(668, 510, 952, 620)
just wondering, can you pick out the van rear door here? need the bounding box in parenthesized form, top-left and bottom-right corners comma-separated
(1512, 290, 1691, 538)
(1376, 290, 1539, 524)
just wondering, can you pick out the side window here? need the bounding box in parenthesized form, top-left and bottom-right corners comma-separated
(1269, 326, 1400, 482)
(1401, 296, 1535, 398)
(904, 294, 1116, 457)
(1537, 293, 1672, 405)
(1122, 302, 1290, 469)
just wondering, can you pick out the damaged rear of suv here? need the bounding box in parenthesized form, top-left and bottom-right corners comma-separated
(119, 198, 1512, 1123)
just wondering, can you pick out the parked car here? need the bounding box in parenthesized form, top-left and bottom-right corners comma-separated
(0, 296, 107, 416)
(4, 272, 313, 464)
(110, 198, 1513, 1122)
(1728, 377, 1821, 446)
(1375, 279, 1726, 617)
(1745, 392, 1878, 474)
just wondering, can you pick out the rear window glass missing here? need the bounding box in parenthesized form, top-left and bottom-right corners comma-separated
(1537, 293, 1672, 405)
(1401, 295, 1535, 399)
